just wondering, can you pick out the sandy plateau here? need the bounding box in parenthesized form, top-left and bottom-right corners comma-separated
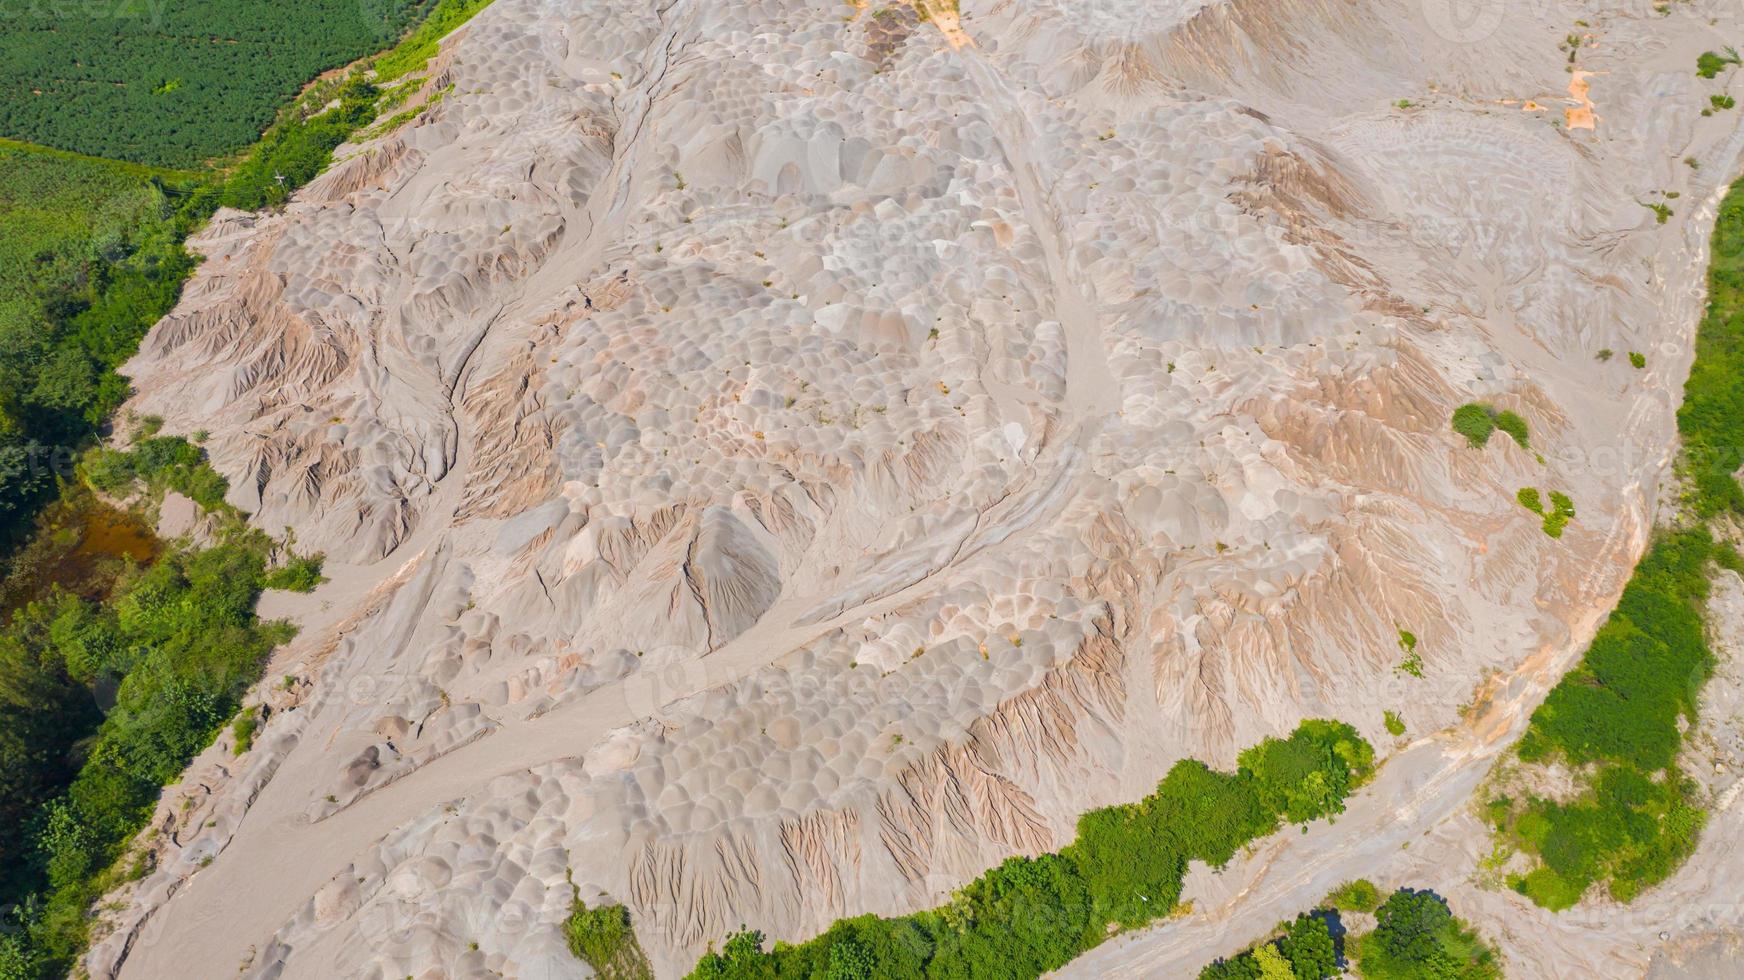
(79, 0, 1744, 977)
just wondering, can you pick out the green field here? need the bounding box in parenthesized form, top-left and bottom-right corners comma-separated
(0, 0, 428, 167)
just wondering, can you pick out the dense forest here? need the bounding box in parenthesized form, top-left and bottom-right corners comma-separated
(0, 0, 429, 167)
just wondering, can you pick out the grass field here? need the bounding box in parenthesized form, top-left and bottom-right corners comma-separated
(0, 141, 175, 314)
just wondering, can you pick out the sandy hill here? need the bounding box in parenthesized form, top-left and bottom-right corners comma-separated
(88, 0, 1744, 977)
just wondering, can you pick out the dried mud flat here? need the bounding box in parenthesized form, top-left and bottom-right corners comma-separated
(83, 0, 1744, 977)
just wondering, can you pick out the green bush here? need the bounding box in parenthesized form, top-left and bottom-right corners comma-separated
(1325, 878, 1382, 913)
(1451, 403, 1528, 449)
(230, 708, 258, 756)
(1199, 913, 1337, 979)
(1357, 888, 1500, 979)
(1517, 487, 1543, 513)
(1697, 48, 1740, 78)
(264, 553, 326, 592)
(1383, 710, 1406, 737)
(1450, 404, 1495, 447)
(565, 901, 652, 980)
(1500, 528, 1721, 907)
(83, 436, 232, 515)
(1492, 410, 1529, 448)
(1629, 351, 1647, 368)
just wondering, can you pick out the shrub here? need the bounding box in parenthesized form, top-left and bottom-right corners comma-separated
(565, 901, 652, 980)
(1450, 404, 1495, 447)
(1326, 878, 1382, 913)
(230, 708, 258, 756)
(1596, 348, 1614, 361)
(1517, 487, 1543, 513)
(1629, 351, 1647, 368)
(1383, 711, 1406, 737)
(263, 553, 326, 592)
(1358, 888, 1499, 979)
(1697, 48, 1740, 78)
(1492, 410, 1529, 448)
(1451, 404, 1527, 449)
(1500, 529, 1721, 907)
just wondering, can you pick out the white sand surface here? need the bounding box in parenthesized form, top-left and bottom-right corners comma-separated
(83, 0, 1744, 977)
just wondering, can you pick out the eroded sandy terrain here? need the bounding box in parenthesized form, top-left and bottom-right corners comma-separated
(86, 0, 1744, 977)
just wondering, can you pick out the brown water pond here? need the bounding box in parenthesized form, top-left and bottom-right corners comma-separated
(0, 489, 158, 619)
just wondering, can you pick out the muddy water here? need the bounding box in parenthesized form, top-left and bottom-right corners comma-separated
(0, 490, 158, 618)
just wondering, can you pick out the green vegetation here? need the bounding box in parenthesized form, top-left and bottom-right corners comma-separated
(230, 707, 259, 756)
(1713, 94, 1738, 111)
(680, 721, 1375, 980)
(1383, 710, 1406, 737)
(1492, 527, 1723, 909)
(1450, 404, 1528, 450)
(1199, 912, 1337, 979)
(210, 76, 384, 213)
(1350, 888, 1501, 979)
(1395, 630, 1423, 679)
(1543, 491, 1575, 538)
(264, 553, 327, 593)
(1450, 404, 1494, 447)
(0, 476, 296, 975)
(0, 144, 198, 547)
(375, 0, 497, 82)
(1596, 347, 1614, 361)
(1485, 177, 1744, 915)
(1519, 488, 1575, 538)
(1645, 202, 1672, 224)
(86, 424, 234, 515)
(1492, 410, 1529, 449)
(1697, 48, 1740, 79)
(0, 0, 427, 168)
(0, 4, 501, 976)
(1324, 878, 1381, 914)
(1629, 350, 1647, 368)
(1678, 179, 1744, 517)
(1200, 887, 1498, 980)
(566, 899, 654, 980)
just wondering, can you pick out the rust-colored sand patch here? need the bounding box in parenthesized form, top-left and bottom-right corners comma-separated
(1565, 69, 1597, 130)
